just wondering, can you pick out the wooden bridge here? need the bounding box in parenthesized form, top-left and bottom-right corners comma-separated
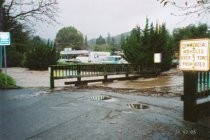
(49, 64, 210, 122)
(49, 64, 158, 89)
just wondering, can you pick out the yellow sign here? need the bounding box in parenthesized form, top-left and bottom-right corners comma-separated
(179, 38, 210, 71)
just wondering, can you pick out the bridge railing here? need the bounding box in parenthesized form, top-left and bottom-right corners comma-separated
(49, 64, 144, 88)
(197, 72, 210, 98)
(181, 71, 210, 122)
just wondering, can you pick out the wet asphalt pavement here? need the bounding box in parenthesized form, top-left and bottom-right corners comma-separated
(1, 88, 210, 140)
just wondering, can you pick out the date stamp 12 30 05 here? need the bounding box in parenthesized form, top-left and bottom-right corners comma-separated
(175, 128, 197, 135)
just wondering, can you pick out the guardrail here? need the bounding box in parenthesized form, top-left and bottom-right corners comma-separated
(181, 71, 210, 122)
(49, 64, 151, 88)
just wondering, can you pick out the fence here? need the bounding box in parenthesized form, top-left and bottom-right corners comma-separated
(49, 64, 157, 88)
(181, 71, 210, 122)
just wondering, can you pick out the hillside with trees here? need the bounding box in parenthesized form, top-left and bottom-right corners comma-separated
(87, 32, 130, 47)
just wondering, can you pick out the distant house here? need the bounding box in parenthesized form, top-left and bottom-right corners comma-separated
(59, 48, 89, 62)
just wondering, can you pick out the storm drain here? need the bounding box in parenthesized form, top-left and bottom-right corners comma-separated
(90, 95, 111, 100)
(127, 104, 149, 109)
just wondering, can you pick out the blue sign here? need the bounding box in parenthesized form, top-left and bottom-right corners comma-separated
(0, 32, 11, 46)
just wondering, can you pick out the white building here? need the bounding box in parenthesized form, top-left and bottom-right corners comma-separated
(59, 48, 127, 64)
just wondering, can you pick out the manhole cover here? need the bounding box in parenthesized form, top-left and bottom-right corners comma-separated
(91, 96, 111, 100)
(127, 104, 149, 109)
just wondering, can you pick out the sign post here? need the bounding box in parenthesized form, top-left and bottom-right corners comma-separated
(154, 53, 162, 74)
(179, 38, 210, 122)
(0, 32, 11, 85)
(0, 46, 2, 69)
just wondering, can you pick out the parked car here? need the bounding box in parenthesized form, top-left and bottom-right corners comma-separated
(172, 59, 179, 67)
(101, 56, 128, 64)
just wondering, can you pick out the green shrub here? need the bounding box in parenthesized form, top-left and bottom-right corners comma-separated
(7, 47, 24, 67)
(0, 72, 16, 88)
(23, 37, 57, 70)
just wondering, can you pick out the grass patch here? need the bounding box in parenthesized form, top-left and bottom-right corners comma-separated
(0, 72, 16, 88)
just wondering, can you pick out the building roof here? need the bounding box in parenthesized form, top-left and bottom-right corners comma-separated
(60, 50, 89, 55)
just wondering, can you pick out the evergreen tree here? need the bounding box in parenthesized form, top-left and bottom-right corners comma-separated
(122, 19, 172, 71)
(172, 24, 210, 53)
(96, 35, 106, 45)
(107, 33, 111, 45)
(23, 36, 57, 70)
(85, 35, 88, 46)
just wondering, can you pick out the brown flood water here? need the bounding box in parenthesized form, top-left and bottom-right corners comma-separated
(94, 75, 183, 89)
(6, 67, 183, 91)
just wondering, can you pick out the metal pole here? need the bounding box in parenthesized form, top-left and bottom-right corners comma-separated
(0, 6, 4, 72)
(4, 45, 7, 85)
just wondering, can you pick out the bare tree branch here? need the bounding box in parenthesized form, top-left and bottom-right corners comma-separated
(158, 0, 210, 17)
(3, 0, 59, 31)
(6, 0, 15, 15)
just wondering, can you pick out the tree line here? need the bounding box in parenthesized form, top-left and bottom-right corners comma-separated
(121, 19, 172, 71)
(3, 21, 210, 71)
(55, 26, 120, 54)
(1, 0, 210, 71)
(0, 0, 58, 70)
(121, 19, 210, 71)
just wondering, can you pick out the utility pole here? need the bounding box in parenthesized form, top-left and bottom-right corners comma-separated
(0, 7, 3, 70)
(0, 0, 4, 31)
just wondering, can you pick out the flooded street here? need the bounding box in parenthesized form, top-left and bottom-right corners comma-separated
(7, 67, 68, 88)
(93, 74, 183, 94)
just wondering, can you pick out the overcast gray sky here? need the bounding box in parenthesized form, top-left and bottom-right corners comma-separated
(35, 0, 209, 40)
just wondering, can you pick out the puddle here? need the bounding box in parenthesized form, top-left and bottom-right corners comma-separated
(122, 111, 134, 114)
(90, 95, 111, 100)
(127, 103, 149, 109)
(104, 98, 117, 102)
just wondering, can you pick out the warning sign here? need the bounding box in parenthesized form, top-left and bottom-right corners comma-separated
(179, 39, 210, 71)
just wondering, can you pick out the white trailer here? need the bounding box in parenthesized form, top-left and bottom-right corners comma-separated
(88, 51, 111, 63)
